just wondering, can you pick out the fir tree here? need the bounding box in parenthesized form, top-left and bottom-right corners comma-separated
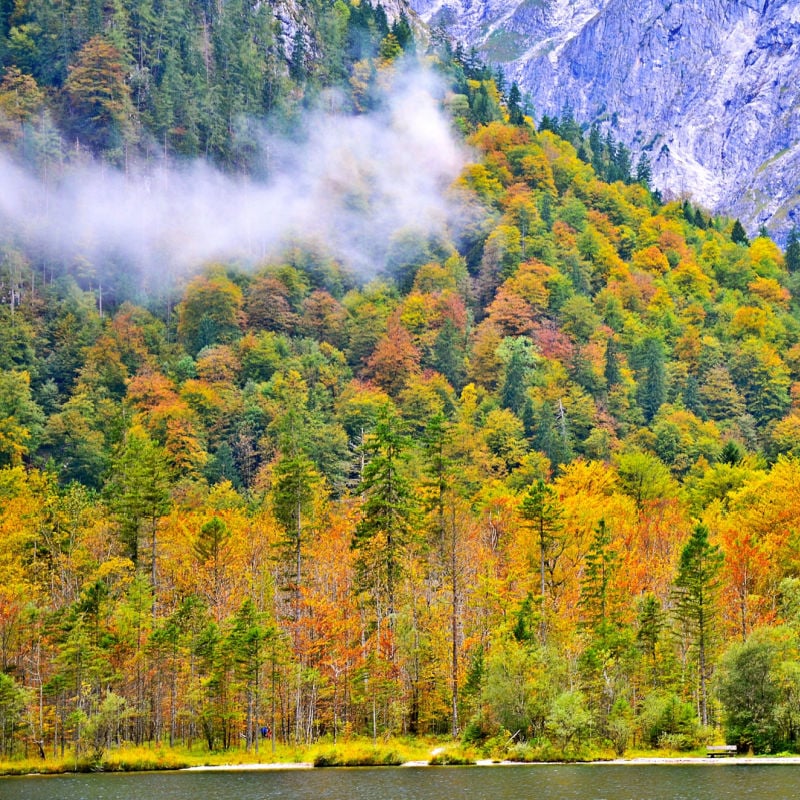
(521, 479, 564, 642)
(289, 30, 307, 83)
(636, 335, 667, 422)
(391, 11, 413, 51)
(731, 219, 749, 246)
(672, 523, 723, 726)
(507, 81, 523, 125)
(589, 124, 604, 176)
(494, 66, 506, 100)
(539, 113, 556, 133)
(604, 336, 621, 389)
(637, 593, 664, 682)
(580, 519, 618, 634)
(612, 141, 632, 183)
(352, 406, 415, 630)
(785, 226, 800, 273)
(558, 103, 581, 146)
(500, 337, 532, 414)
(636, 152, 653, 189)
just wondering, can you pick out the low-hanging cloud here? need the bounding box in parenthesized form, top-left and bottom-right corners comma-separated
(0, 67, 468, 289)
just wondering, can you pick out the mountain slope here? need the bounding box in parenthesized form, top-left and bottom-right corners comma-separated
(411, 0, 800, 239)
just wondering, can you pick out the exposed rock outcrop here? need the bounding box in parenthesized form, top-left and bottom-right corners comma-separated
(411, 0, 800, 240)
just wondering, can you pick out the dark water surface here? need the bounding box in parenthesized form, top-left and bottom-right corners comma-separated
(2, 764, 799, 800)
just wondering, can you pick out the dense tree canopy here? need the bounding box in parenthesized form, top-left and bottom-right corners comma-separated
(1, 0, 800, 765)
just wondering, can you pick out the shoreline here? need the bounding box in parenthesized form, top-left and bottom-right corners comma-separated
(181, 756, 800, 771)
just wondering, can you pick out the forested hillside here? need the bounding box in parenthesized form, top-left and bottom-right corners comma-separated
(0, 0, 421, 163)
(3, 0, 800, 766)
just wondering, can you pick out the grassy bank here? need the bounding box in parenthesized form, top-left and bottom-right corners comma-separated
(0, 738, 720, 776)
(0, 742, 296, 776)
(0, 737, 453, 776)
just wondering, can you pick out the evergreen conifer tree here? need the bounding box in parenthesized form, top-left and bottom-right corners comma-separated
(785, 226, 800, 273)
(672, 523, 723, 726)
(507, 81, 523, 125)
(731, 219, 749, 245)
(636, 152, 653, 189)
(521, 479, 564, 642)
(353, 406, 415, 630)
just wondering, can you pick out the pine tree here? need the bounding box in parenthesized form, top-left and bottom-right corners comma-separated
(580, 519, 618, 635)
(603, 131, 617, 181)
(612, 141, 632, 183)
(589, 124, 604, 176)
(682, 375, 705, 419)
(107, 427, 171, 594)
(731, 219, 749, 246)
(672, 523, 723, 726)
(500, 337, 533, 414)
(391, 11, 413, 51)
(422, 411, 451, 544)
(494, 66, 506, 100)
(507, 81, 523, 125)
(636, 335, 667, 423)
(521, 479, 564, 642)
(353, 405, 415, 630)
(289, 30, 307, 83)
(228, 599, 273, 752)
(433, 318, 467, 391)
(637, 593, 664, 683)
(558, 103, 581, 146)
(785, 226, 800, 273)
(270, 370, 320, 621)
(272, 449, 318, 619)
(636, 152, 653, 189)
(604, 336, 621, 389)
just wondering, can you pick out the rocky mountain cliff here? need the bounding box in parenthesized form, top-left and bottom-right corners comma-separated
(411, 0, 800, 239)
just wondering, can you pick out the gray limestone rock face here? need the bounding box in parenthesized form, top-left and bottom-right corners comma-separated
(410, 0, 800, 240)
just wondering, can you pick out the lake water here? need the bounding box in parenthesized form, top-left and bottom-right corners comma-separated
(2, 764, 799, 800)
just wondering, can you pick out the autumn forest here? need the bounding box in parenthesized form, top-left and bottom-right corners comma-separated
(2, 0, 800, 769)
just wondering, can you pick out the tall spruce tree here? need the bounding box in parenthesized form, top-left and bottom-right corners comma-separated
(636, 334, 667, 423)
(731, 219, 749, 245)
(270, 370, 319, 621)
(521, 479, 564, 642)
(507, 81, 523, 125)
(785, 226, 800, 273)
(672, 523, 723, 726)
(636, 152, 653, 189)
(580, 519, 618, 635)
(107, 427, 171, 592)
(352, 405, 415, 632)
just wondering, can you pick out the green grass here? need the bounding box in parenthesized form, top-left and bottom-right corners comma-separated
(0, 736, 754, 776)
(311, 736, 434, 767)
(0, 737, 443, 776)
(479, 30, 528, 63)
(756, 147, 790, 174)
(313, 747, 403, 767)
(428, 748, 477, 765)
(0, 742, 303, 776)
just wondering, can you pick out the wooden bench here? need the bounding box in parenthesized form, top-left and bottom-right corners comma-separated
(706, 745, 737, 758)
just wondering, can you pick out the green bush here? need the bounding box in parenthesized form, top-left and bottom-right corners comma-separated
(429, 750, 475, 765)
(639, 692, 699, 749)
